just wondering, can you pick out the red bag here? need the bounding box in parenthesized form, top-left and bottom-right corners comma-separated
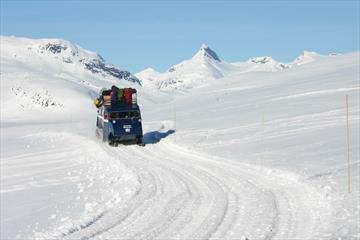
(123, 88, 132, 105)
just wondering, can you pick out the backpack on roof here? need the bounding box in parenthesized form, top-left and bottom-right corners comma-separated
(123, 88, 132, 105)
(110, 85, 119, 104)
(117, 88, 124, 104)
(99, 88, 107, 96)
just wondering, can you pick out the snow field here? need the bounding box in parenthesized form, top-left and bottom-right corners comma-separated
(1, 128, 139, 239)
(1, 36, 359, 239)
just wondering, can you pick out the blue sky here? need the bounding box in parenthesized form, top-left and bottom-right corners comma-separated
(1, 0, 359, 73)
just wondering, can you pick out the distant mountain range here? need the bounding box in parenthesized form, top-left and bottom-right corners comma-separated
(1, 36, 338, 94)
(135, 44, 332, 90)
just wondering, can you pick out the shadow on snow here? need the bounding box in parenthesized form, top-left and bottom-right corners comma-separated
(143, 130, 175, 144)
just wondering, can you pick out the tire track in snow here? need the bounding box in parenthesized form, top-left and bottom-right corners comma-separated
(61, 166, 158, 240)
(94, 142, 279, 240)
(145, 141, 279, 240)
(160, 141, 333, 239)
(37, 127, 333, 240)
(99, 145, 231, 240)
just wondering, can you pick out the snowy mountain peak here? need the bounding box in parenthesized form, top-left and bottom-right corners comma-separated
(135, 46, 337, 91)
(37, 40, 140, 84)
(192, 43, 221, 62)
(248, 56, 275, 64)
(293, 50, 323, 66)
(1, 36, 140, 85)
(135, 68, 160, 87)
(302, 50, 320, 56)
(200, 43, 209, 49)
(33, 38, 100, 61)
(240, 56, 290, 71)
(141, 67, 158, 73)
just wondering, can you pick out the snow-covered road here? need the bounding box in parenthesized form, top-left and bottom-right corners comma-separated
(31, 122, 335, 240)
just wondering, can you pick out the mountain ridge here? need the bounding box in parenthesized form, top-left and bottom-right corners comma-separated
(0, 36, 141, 118)
(136, 44, 331, 90)
(1, 36, 141, 85)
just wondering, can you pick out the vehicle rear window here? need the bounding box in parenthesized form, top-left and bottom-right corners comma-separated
(110, 111, 140, 119)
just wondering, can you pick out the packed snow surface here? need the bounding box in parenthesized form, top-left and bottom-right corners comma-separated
(1, 36, 359, 240)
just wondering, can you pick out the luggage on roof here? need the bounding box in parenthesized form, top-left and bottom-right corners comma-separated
(94, 85, 137, 108)
(94, 98, 103, 108)
(123, 88, 132, 105)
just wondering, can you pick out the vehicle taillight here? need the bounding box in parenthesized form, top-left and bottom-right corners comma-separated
(132, 93, 137, 104)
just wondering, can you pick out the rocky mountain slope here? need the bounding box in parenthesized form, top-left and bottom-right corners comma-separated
(0, 36, 141, 119)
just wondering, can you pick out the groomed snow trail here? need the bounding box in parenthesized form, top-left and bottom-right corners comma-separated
(48, 124, 334, 240)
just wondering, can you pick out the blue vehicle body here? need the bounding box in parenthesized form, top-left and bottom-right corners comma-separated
(96, 104, 143, 145)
